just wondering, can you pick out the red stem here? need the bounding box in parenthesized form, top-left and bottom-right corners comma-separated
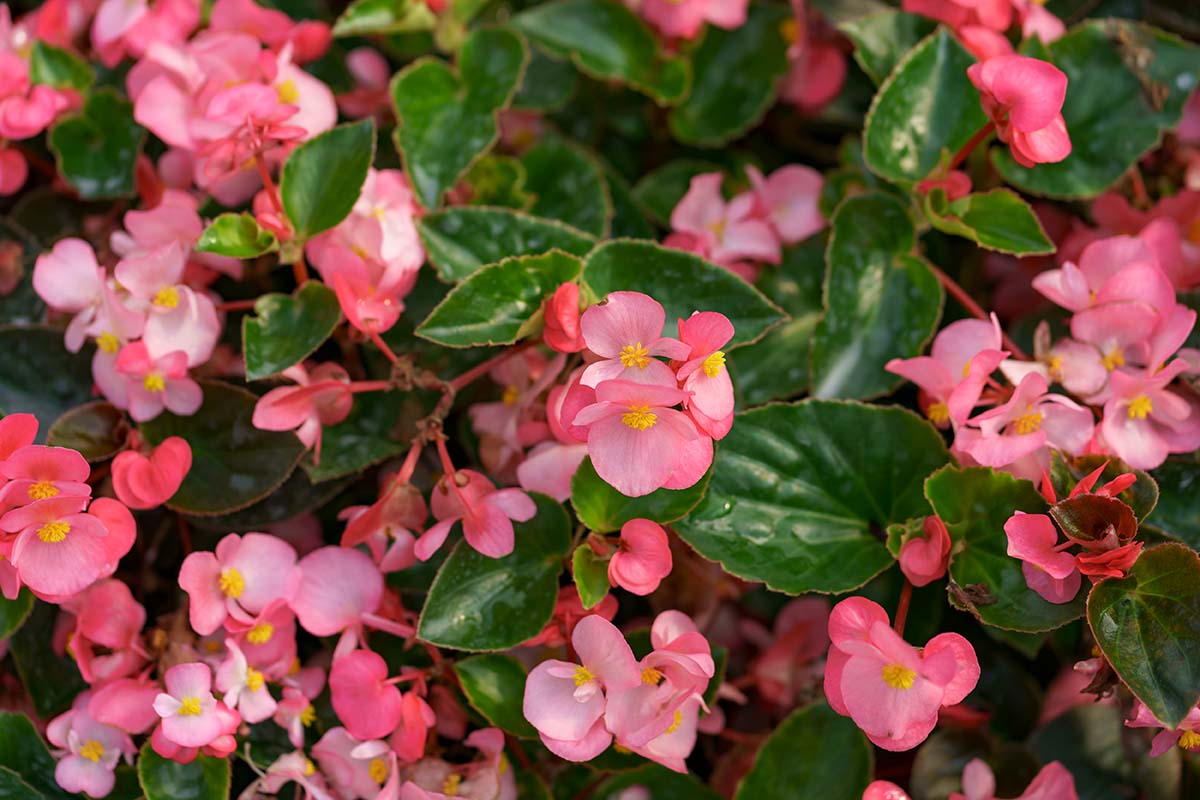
(947, 122, 995, 172)
(395, 441, 424, 485)
(368, 330, 401, 365)
(447, 341, 534, 393)
(349, 380, 392, 393)
(216, 299, 258, 313)
(926, 262, 1029, 360)
(894, 580, 913, 639)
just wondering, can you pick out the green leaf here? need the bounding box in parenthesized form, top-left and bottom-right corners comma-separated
(418, 494, 570, 650)
(731, 234, 827, 406)
(0, 766, 45, 800)
(595, 764, 722, 800)
(924, 188, 1055, 256)
(862, 29, 988, 185)
(674, 400, 949, 594)
(453, 654, 539, 737)
(196, 212, 279, 259)
(0, 326, 94, 442)
(513, 46, 579, 112)
(333, 0, 436, 36)
(0, 712, 74, 800)
(391, 26, 528, 210)
(602, 163, 655, 240)
(417, 250, 582, 347)
(8, 602, 86, 718)
(460, 155, 533, 210)
(927, 466, 1085, 632)
(46, 401, 126, 462)
(1088, 543, 1200, 728)
(243, 281, 341, 381)
(0, 590, 32, 640)
(572, 543, 611, 609)
(512, 0, 690, 105)
(521, 137, 611, 237)
(140, 381, 306, 515)
(668, 4, 790, 146)
(137, 742, 231, 800)
(810, 192, 943, 400)
(48, 89, 144, 199)
(418, 207, 595, 282)
(1051, 452, 1157, 523)
(581, 240, 785, 348)
(839, 10, 936, 86)
(1148, 459, 1200, 548)
(301, 389, 409, 482)
(631, 159, 721, 226)
(29, 41, 93, 91)
(571, 456, 710, 534)
(735, 702, 873, 800)
(281, 119, 376, 239)
(189, 468, 351, 532)
(994, 20, 1200, 199)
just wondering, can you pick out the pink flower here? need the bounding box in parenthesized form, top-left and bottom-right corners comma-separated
(824, 597, 979, 751)
(178, 532, 299, 635)
(949, 757, 1078, 800)
(669, 174, 780, 267)
(524, 614, 641, 760)
(273, 687, 316, 748)
(415, 470, 536, 560)
(208, 0, 331, 63)
(608, 519, 672, 596)
(91, 0, 199, 67)
(637, 0, 748, 40)
(61, 579, 149, 683)
(1003, 511, 1081, 604)
(864, 781, 912, 800)
(516, 380, 591, 503)
(0, 145, 28, 195)
(313, 727, 394, 799)
(152, 662, 240, 749)
(339, 478, 426, 573)
(194, 83, 305, 182)
(746, 164, 824, 245)
(33, 238, 143, 354)
(917, 170, 973, 201)
(114, 342, 203, 422)
(111, 436, 192, 510)
(46, 701, 136, 799)
(573, 379, 709, 498)
(390, 691, 437, 762)
(543, 282, 585, 353)
(1075, 541, 1142, 579)
(0, 444, 91, 510)
(780, 10, 847, 116)
(1126, 700, 1200, 757)
(902, 0, 1012, 30)
(967, 54, 1071, 167)
(674, 311, 735, 439)
(1034, 234, 1172, 315)
(330, 649, 404, 740)
(111, 192, 242, 281)
(1100, 360, 1200, 469)
(252, 362, 353, 463)
(0, 496, 111, 600)
(469, 350, 563, 473)
(214, 639, 277, 723)
(290, 545, 406, 639)
(579, 291, 690, 388)
(899, 516, 951, 587)
(1013, 0, 1065, 45)
(0, 413, 37, 463)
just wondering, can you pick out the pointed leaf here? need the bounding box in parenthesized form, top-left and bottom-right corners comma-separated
(281, 119, 376, 239)
(243, 281, 341, 381)
(49, 89, 145, 199)
(572, 543, 611, 610)
(196, 212, 278, 258)
(453, 654, 539, 738)
(924, 188, 1054, 255)
(137, 742, 231, 800)
(839, 10, 935, 86)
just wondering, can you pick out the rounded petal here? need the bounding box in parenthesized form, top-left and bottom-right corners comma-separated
(291, 546, 382, 636)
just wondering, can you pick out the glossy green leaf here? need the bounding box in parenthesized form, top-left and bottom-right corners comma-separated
(391, 27, 528, 210)
(418, 494, 570, 650)
(48, 89, 144, 199)
(839, 10, 936, 86)
(137, 743, 231, 800)
(631, 159, 721, 226)
(453, 654, 539, 737)
(0, 589, 32, 640)
(571, 456, 710, 534)
(1147, 459, 1200, 548)
(924, 188, 1055, 255)
(418, 207, 595, 282)
(927, 466, 1085, 632)
(1050, 452, 1157, 523)
(810, 192, 943, 399)
(1088, 543, 1200, 728)
(595, 765, 722, 800)
(301, 390, 409, 482)
(513, 46, 579, 112)
(140, 381, 306, 515)
(0, 326, 94, 443)
(512, 0, 690, 105)
(417, 250, 582, 347)
(674, 400, 949, 594)
(669, 4, 790, 146)
(581, 240, 785, 348)
(0, 712, 74, 800)
(572, 543, 611, 610)
(0, 767, 44, 800)
(243, 281, 341, 381)
(521, 137, 611, 237)
(602, 163, 655, 240)
(732, 234, 826, 406)
(460, 155, 533, 210)
(994, 20, 1200, 199)
(8, 602, 86, 718)
(189, 468, 351, 532)
(281, 119, 376, 239)
(862, 29, 988, 184)
(333, 0, 436, 36)
(196, 212, 278, 259)
(29, 41, 93, 91)
(735, 702, 873, 800)
(46, 401, 126, 462)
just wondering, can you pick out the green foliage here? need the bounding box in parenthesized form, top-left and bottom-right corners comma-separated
(281, 119, 377, 239)
(242, 281, 341, 380)
(137, 743, 231, 800)
(49, 89, 144, 199)
(454, 654, 539, 737)
(571, 456, 710, 533)
(736, 703, 873, 799)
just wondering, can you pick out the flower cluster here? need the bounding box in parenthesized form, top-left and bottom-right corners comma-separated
(905, 0, 1065, 61)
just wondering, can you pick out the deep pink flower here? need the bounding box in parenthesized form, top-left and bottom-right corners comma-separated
(669, 174, 780, 268)
(579, 291, 690, 388)
(746, 164, 824, 245)
(0, 145, 28, 195)
(903, 0, 1012, 30)
(114, 342, 203, 422)
(330, 649, 404, 740)
(1003, 511, 1081, 604)
(899, 516, 951, 587)
(111, 436, 192, 510)
(968, 55, 1071, 167)
(0, 495, 110, 599)
(252, 362, 353, 463)
(544, 282, 585, 354)
(390, 691, 437, 763)
(0, 444, 91, 510)
(608, 519, 672, 596)
(864, 781, 912, 800)
(674, 311, 735, 439)
(416, 469, 536, 560)
(178, 532, 299, 635)
(61, 579, 148, 683)
(339, 478, 426, 574)
(1075, 541, 1142, 579)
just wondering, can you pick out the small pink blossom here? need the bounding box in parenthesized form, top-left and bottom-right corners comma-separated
(208, 0, 331, 63)
(899, 516, 951, 587)
(637, 0, 748, 40)
(152, 662, 240, 750)
(949, 757, 1078, 800)
(252, 362, 353, 463)
(416, 469, 536, 560)
(46, 699, 136, 799)
(746, 164, 824, 245)
(214, 639, 277, 723)
(543, 282, 585, 354)
(61, 579, 148, 683)
(111, 436, 191, 510)
(579, 291, 690, 388)
(1003, 511, 1081, 604)
(674, 311, 735, 439)
(1100, 360, 1200, 469)
(749, 597, 830, 708)
(0, 444, 91, 510)
(607, 519, 672, 596)
(390, 691, 437, 762)
(968, 55, 1071, 167)
(0, 145, 28, 195)
(1126, 700, 1200, 757)
(668, 173, 780, 268)
(178, 531, 299, 635)
(114, 342, 203, 422)
(0, 495, 111, 600)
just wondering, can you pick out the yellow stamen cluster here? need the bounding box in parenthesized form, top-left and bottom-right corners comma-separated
(502, 385, 520, 406)
(619, 343, 651, 370)
(246, 622, 274, 644)
(178, 697, 203, 716)
(881, 664, 916, 690)
(925, 402, 950, 425)
(573, 665, 595, 687)
(779, 18, 798, 44)
(702, 351, 726, 378)
(152, 285, 180, 308)
(1180, 731, 1200, 750)
(641, 667, 664, 686)
(303, 759, 316, 776)
(96, 332, 120, 353)
(276, 79, 299, 104)
(245, 667, 265, 693)
(28, 481, 59, 501)
(1013, 410, 1044, 435)
(442, 774, 462, 796)
(143, 373, 166, 393)
(1101, 347, 1126, 371)
(300, 704, 316, 727)
(621, 405, 657, 430)
(368, 757, 389, 784)
(665, 709, 683, 734)
(219, 567, 244, 599)
(1128, 395, 1153, 420)
(79, 740, 105, 763)
(37, 521, 70, 543)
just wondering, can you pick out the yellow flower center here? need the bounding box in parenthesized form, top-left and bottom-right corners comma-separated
(178, 697, 203, 716)
(926, 402, 949, 425)
(1180, 731, 1200, 750)
(779, 18, 798, 44)
(1101, 347, 1126, 371)
(27, 481, 59, 501)
(502, 385, 520, 406)
(702, 351, 726, 378)
(219, 567, 244, 599)
(1128, 395, 1153, 420)
(246, 622, 274, 644)
(368, 756, 389, 784)
(665, 709, 683, 734)
(303, 759, 316, 776)
(245, 667, 265, 692)
(881, 664, 916, 690)
(1046, 354, 1063, 378)
(96, 332, 120, 353)
(143, 373, 166, 393)
(573, 665, 595, 687)
(706, 219, 727, 239)
(36, 521, 70, 543)
(442, 774, 462, 796)
(79, 740, 105, 763)
(1013, 410, 1043, 435)
(300, 704, 316, 727)
(621, 405, 657, 430)
(619, 343, 651, 370)
(276, 79, 299, 104)
(641, 667, 664, 685)
(152, 285, 179, 308)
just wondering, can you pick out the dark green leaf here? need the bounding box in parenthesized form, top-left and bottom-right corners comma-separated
(581, 240, 785, 348)
(417, 250, 582, 347)
(49, 89, 144, 199)
(1148, 459, 1200, 548)
(1088, 543, 1200, 728)
(137, 742, 231, 800)
(453, 654, 539, 737)
(0, 766, 45, 800)
(810, 192, 943, 399)
(418, 494, 570, 650)
(281, 119, 376, 239)
(571, 456, 710, 534)
(0, 713, 73, 800)
(512, 0, 690, 105)
(460, 155, 533, 210)
(924, 188, 1055, 255)
(595, 764, 722, 799)
(0, 590, 32, 640)
(631, 159, 721, 226)
(572, 543, 611, 610)
(668, 4, 790, 146)
(0, 326, 94, 443)
(196, 212, 278, 259)
(29, 41, 93, 91)
(46, 401, 126, 462)
(301, 389, 409, 482)
(522, 137, 612, 236)
(674, 400, 949, 594)
(188, 468, 351, 532)
(514, 46, 579, 111)
(333, 0, 436, 36)
(1049, 494, 1137, 547)
(243, 281, 341, 381)
(602, 163, 656, 240)
(839, 10, 936, 85)
(8, 602, 86, 718)
(140, 381, 306, 515)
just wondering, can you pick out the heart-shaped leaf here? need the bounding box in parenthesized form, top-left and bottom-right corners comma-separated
(29, 41, 93, 91)
(1088, 543, 1200, 728)
(521, 137, 612, 236)
(453, 654, 539, 738)
(140, 381, 306, 515)
(513, 45, 579, 111)
(810, 192, 943, 400)
(196, 212, 278, 259)
(49, 89, 145, 199)
(924, 188, 1054, 256)
(512, 0, 689, 105)
(243, 281, 342, 381)
(674, 400, 949, 594)
(571, 456, 710, 534)
(418, 494, 570, 650)
(581, 240, 785, 348)
(137, 742, 231, 800)
(0, 326, 94, 443)
(572, 543, 611, 609)
(333, 0, 436, 36)
(839, 10, 936, 86)
(0, 712, 77, 800)
(391, 26, 528, 210)
(46, 401, 126, 462)
(281, 119, 376, 239)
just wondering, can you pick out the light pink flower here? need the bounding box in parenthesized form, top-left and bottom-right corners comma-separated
(330, 649, 404, 740)
(152, 662, 239, 749)
(1125, 700, 1200, 757)
(208, 0, 331, 63)
(1003, 511, 1081, 604)
(516, 380, 590, 503)
(33, 238, 144, 354)
(637, 0, 748, 40)
(111, 436, 192, 510)
(579, 291, 690, 388)
(1101, 360, 1200, 469)
(313, 727, 394, 799)
(214, 639, 277, 723)
(290, 545, 405, 639)
(899, 516, 951, 587)
(178, 531, 299, 635)
(608, 519, 672, 596)
(469, 350, 563, 473)
(1013, 0, 1065, 45)
(114, 342, 203, 422)
(674, 311, 735, 439)
(949, 757, 1078, 800)
(0, 495, 111, 600)
(91, 0, 199, 67)
(47, 700, 136, 799)
(746, 164, 824, 245)
(61, 578, 149, 683)
(415, 469, 536, 560)
(252, 362, 353, 463)
(968, 54, 1071, 167)
(669, 174, 780, 268)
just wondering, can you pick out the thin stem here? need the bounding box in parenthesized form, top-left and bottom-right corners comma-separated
(1128, 167, 1151, 209)
(894, 580, 913, 639)
(368, 330, 401, 365)
(434, 435, 472, 510)
(255, 157, 284, 216)
(447, 340, 535, 393)
(292, 250, 309, 288)
(395, 441, 424, 485)
(947, 122, 995, 173)
(216, 299, 258, 313)
(349, 380, 393, 394)
(926, 262, 1029, 360)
